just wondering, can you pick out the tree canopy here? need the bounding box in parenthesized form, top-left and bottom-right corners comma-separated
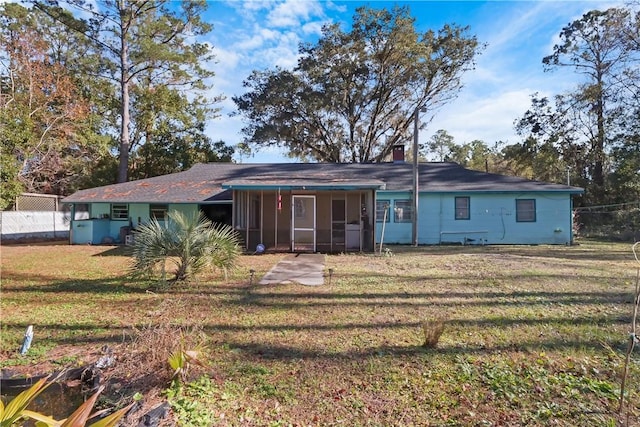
(0, 3, 110, 208)
(34, 0, 222, 183)
(234, 6, 482, 163)
(0, 2, 233, 207)
(516, 7, 640, 205)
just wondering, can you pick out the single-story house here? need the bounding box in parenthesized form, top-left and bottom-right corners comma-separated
(62, 157, 583, 251)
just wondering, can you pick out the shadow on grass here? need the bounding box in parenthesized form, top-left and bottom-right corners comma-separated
(214, 338, 622, 361)
(2, 312, 630, 334)
(1, 271, 150, 294)
(376, 243, 636, 262)
(3, 268, 634, 314)
(92, 246, 130, 257)
(232, 286, 635, 309)
(2, 310, 631, 353)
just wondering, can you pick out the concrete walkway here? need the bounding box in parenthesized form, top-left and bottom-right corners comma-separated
(259, 253, 326, 286)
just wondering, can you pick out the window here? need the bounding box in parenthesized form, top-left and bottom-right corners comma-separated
(150, 204, 168, 221)
(111, 204, 129, 220)
(74, 204, 90, 220)
(516, 199, 536, 222)
(376, 200, 390, 222)
(394, 200, 412, 223)
(455, 197, 470, 220)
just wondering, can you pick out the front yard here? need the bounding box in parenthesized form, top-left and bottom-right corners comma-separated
(1, 241, 639, 425)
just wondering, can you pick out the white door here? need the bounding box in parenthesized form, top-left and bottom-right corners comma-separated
(292, 195, 316, 252)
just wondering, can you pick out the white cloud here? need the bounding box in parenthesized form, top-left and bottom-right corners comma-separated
(425, 89, 539, 147)
(211, 46, 241, 74)
(266, 0, 325, 27)
(234, 27, 280, 50)
(301, 21, 327, 36)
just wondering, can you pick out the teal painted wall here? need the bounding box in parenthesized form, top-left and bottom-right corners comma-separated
(376, 192, 574, 245)
(375, 191, 413, 245)
(92, 203, 110, 218)
(170, 204, 199, 217)
(73, 196, 572, 247)
(70, 203, 199, 244)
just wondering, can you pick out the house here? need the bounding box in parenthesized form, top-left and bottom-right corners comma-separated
(62, 159, 583, 251)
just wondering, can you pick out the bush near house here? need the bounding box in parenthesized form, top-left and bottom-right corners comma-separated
(130, 211, 241, 282)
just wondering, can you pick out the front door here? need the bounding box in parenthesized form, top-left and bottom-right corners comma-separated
(292, 195, 316, 252)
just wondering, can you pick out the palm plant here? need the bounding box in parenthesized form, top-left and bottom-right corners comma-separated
(130, 211, 242, 282)
(0, 375, 133, 427)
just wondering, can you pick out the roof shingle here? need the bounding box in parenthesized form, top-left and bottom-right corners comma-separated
(63, 162, 583, 204)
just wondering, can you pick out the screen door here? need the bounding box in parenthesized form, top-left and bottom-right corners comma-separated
(292, 195, 316, 252)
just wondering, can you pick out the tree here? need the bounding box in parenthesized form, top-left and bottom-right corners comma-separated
(36, 0, 219, 183)
(609, 105, 640, 203)
(234, 6, 481, 163)
(541, 8, 638, 201)
(131, 134, 234, 180)
(0, 3, 105, 207)
(130, 211, 242, 282)
(426, 129, 456, 162)
(514, 94, 589, 187)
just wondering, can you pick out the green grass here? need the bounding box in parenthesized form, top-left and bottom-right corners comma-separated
(1, 240, 639, 425)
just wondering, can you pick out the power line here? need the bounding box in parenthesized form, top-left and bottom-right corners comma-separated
(574, 201, 640, 213)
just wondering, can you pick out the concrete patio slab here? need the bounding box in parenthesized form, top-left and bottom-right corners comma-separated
(259, 253, 326, 286)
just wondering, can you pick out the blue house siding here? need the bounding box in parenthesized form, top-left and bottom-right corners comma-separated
(376, 191, 574, 246)
(65, 162, 582, 248)
(430, 192, 572, 245)
(375, 191, 413, 244)
(70, 203, 200, 244)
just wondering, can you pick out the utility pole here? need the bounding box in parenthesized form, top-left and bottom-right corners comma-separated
(412, 107, 425, 247)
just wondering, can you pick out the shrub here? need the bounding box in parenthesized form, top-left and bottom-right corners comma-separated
(130, 211, 241, 282)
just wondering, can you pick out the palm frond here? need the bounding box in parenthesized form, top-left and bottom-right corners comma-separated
(130, 210, 241, 283)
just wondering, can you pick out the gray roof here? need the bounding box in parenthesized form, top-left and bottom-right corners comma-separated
(63, 162, 583, 204)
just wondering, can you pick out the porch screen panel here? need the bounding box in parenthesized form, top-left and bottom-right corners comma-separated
(262, 192, 276, 249)
(316, 193, 332, 250)
(331, 195, 346, 252)
(247, 192, 261, 251)
(277, 193, 291, 249)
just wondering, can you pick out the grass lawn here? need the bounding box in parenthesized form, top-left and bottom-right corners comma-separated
(1, 240, 639, 426)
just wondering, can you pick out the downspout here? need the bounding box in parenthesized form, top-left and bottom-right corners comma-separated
(69, 204, 74, 244)
(412, 109, 419, 246)
(231, 190, 236, 230)
(245, 192, 249, 251)
(569, 195, 574, 245)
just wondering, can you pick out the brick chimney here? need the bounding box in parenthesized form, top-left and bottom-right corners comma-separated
(393, 145, 405, 163)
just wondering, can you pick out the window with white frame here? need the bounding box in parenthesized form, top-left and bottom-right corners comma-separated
(455, 197, 470, 220)
(394, 200, 412, 223)
(150, 204, 168, 221)
(111, 204, 129, 220)
(376, 200, 390, 222)
(516, 199, 536, 222)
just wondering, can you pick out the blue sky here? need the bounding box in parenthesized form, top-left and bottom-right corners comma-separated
(201, 0, 623, 163)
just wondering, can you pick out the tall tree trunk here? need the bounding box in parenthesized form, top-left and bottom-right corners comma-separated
(594, 82, 605, 188)
(117, 0, 130, 183)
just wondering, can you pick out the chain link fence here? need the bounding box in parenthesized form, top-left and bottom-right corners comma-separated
(575, 203, 640, 242)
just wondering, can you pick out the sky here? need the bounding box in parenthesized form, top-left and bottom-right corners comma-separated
(198, 1, 621, 162)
